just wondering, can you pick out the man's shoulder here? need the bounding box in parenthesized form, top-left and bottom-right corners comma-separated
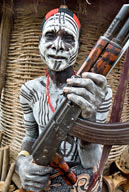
(20, 76, 47, 104)
(21, 76, 46, 92)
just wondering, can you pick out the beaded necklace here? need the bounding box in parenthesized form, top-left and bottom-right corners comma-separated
(46, 74, 55, 113)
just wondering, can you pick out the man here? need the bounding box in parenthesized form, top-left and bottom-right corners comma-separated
(16, 8, 112, 192)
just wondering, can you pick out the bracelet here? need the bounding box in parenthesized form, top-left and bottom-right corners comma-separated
(18, 150, 30, 157)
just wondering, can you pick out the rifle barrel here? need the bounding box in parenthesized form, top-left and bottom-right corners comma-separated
(122, 33, 129, 47)
(105, 4, 129, 38)
(115, 17, 129, 43)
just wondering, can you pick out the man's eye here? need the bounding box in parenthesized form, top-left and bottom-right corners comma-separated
(63, 34, 74, 43)
(45, 32, 56, 41)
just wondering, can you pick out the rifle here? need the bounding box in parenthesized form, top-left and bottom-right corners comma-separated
(20, 4, 129, 192)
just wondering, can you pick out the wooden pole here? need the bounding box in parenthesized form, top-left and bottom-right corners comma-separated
(12, 172, 22, 189)
(1, 146, 9, 181)
(0, 0, 13, 99)
(0, 131, 3, 145)
(110, 48, 129, 122)
(2, 162, 15, 192)
(0, 148, 4, 179)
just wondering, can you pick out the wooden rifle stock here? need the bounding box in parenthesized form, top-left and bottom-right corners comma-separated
(50, 153, 77, 185)
(20, 4, 129, 192)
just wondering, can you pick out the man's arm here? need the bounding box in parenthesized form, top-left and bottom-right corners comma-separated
(64, 72, 112, 169)
(16, 83, 53, 192)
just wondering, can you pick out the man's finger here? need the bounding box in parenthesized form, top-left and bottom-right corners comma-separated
(23, 179, 50, 191)
(28, 164, 53, 175)
(64, 87, 94, 102)
(25, 174, 49, 182)
(67, 94, 92, 110)
(66, 78, 96, 94)
(82, 72, 107, 88)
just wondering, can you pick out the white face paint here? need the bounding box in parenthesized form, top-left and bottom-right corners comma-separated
(39, 12, 80, 71)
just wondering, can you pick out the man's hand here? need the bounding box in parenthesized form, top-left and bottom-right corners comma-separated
(16, 155, 53, 192)
(64, 72, 108, 119)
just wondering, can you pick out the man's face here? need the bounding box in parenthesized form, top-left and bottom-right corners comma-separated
(39, 13, 79, 71)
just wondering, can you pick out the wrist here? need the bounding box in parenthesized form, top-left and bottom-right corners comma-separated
(18, 150, 30, 158)
(16, 155, 25, 173)
(16, 150, 30, 173)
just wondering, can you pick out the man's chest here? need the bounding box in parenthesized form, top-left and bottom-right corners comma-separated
(32, 90, 65, 128)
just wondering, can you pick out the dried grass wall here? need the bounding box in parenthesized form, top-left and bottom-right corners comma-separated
(0, 0, 129, 164)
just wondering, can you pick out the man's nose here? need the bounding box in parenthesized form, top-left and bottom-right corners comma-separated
(51, 36, 64, 52)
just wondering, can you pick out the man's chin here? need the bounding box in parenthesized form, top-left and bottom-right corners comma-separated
(47, 61, 69, 72)
(48, 67, 66, 72)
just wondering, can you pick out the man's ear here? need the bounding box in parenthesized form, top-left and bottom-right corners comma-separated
(78, 29, 82, 51)
(39, 32, 42, 42)
(78, 39, 82, 52)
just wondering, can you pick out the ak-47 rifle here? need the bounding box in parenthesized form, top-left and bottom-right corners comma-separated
(20, 4, 129, 192)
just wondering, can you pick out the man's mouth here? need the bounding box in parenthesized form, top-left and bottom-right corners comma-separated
(48, 55, 66, 60)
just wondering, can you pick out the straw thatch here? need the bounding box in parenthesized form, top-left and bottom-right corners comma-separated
(0, 0, 129, 169)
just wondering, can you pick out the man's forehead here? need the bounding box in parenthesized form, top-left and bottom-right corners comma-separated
(43, 24, 77, 37)
(42, 13, 79, 38)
